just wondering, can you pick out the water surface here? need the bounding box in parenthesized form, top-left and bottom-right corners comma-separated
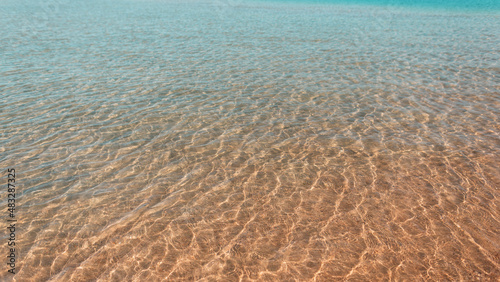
(1, 0, 499, 281)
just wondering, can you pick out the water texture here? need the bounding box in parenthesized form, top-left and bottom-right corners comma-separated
(1, 0, 499, 281)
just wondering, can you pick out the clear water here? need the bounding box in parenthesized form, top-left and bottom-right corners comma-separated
(1, 0, 499, 281)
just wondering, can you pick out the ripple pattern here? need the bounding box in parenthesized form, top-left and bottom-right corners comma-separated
(1, 0, 499, 281)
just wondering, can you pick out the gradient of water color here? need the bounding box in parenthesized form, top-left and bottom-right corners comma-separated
(1, 0, 499, 281)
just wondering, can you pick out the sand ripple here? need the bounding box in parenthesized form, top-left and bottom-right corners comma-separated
(1, 0, 499, 281)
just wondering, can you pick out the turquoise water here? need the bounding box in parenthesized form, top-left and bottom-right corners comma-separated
(1, 0, 499, 281)
(265, 0, 500, 10)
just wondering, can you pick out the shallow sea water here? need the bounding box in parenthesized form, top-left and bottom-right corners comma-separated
(1, 0, 499, 281)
